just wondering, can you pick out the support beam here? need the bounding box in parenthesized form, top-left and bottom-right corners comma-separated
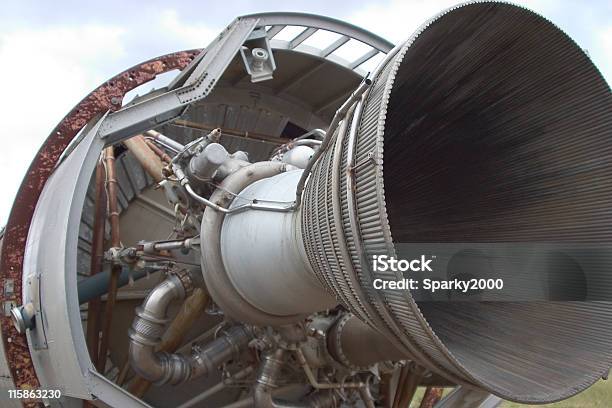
(348, 48, 379, 70)
(99, 18, 259, 145)
(173, 119, 285, 145)
(266, 25, 286, 38)
(320, 35, 349, 57)
(96, 147, 122, 372)
(83, 158, 106, 408)
(289, 27, 317, 49)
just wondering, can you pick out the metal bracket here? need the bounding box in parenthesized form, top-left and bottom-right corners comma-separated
(98, 17, 259, 145)
(25, 275, 48, 350)
(239, 28, 277, 83)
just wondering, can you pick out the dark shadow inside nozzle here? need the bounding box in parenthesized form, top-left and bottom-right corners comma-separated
(380, 2, 612, 403)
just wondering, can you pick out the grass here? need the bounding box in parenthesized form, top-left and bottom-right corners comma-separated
(501, 380, 612, 408)
(406, 380, 611, 408)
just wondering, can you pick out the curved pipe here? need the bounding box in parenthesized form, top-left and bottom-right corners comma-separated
(128, 274, 192, 385)
(128, 272, 253, 385)
(293, 78, 371, 207)
(200, 162, 303, 326)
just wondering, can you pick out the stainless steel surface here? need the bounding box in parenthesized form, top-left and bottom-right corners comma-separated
(301, 1, 612, 404)
(23, 114, 108, 400)
(188, 143, 230, 182)
(281, 145, 315, 169)
(220, 170, 336, 316)
(200, 162, 305, 325)
(128, 274, 190, 384)
(190, 325, 252, 379)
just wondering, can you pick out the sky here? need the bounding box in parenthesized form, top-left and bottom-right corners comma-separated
(0, 0, 610, 225)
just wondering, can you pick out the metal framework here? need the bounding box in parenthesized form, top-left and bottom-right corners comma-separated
(100, 13, 394, 145)
(0, 12, 395, 408)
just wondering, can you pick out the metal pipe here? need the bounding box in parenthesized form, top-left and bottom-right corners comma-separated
(129, 287, 208, 396)
(379, 372, 393, 408)
(78, 266, 152, 305)
(85, 157, 106, 367)
(124, 135, 165, 182)
(288, 139, 322, 148)
(221, 398, 256, 408)
(176, 365, 254, 408)
(128, 273, 252, 385)
(189, 325, 252, 379)
(293, 77, 371, 208)
(326, 314, 405, 369)
(173, 119, 287, 145)
(358, 385, 376, 408)
(146, 129, 185, 152)
(139, 237, 200, 254)
(177, 164, 294, 214)
(147, 136, 183, 153)
(295, 128, 325, 141)
(128, 273, 190, 384)
(254, 349, 336, 408)
(97, 146, 122, 372)
(295, 347, 365, 389)
(145, 138, 173, 163)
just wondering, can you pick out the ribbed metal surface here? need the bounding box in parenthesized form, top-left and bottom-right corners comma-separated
(302, 1, 612, 403)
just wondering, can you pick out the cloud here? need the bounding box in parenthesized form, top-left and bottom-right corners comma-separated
(344, 0, 610, 84)
(0, 9, 222, 225)
(0, 1, 608, 227)
(158, 9, 219, 49)
(0, 24, 126, 224)
(597, 25, 612, 86)
(344, 0, 560, 43)
(345, 0, 460, 43)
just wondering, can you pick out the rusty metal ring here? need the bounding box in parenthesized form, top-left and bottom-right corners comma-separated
(0, 48, 202, 407)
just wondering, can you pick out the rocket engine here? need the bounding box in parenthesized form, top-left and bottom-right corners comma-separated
(2, 2, 611, 408)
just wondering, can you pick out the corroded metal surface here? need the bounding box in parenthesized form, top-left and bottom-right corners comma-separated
(419, 387, 444, 408)
(0, 49, 201, 407)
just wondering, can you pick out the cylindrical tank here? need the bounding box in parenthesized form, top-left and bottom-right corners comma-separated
(220, 170, 336, 316)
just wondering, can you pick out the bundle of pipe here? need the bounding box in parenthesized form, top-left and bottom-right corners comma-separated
(202, 1, 612, 403)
